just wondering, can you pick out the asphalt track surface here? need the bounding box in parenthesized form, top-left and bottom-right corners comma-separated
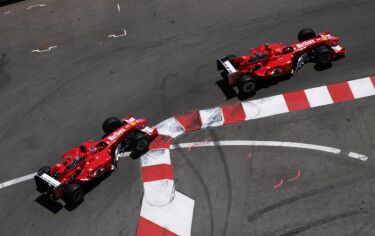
(1, 0, 375, 235)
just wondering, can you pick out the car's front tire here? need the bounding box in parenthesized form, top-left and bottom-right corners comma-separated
(132, 132, 151, 153)
(298, 28, 316, 42)
(102, 117, 122, 135)
(315, 45, 333, 66)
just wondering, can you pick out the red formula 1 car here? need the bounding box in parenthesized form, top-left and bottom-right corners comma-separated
(217, 28, 346, 95)
(34, 115, 158, 205)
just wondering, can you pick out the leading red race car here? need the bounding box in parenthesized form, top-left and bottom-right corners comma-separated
(34, 115, 158, 205)
(217, 28, 346, 95)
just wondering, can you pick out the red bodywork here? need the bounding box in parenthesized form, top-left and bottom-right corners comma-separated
(47, 115, 157, 198)
(222, 31, 345, 86)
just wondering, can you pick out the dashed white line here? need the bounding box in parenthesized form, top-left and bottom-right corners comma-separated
(3, 11, 11, 15)
(31, 46, 57, 53)
(108, 29, 127, 38)
(0, 140, 368, 190)
(27, 4, 47, 10)
(117, 3, 121, 13)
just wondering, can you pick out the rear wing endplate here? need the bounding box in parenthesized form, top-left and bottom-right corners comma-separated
(217, 57, 237, 74)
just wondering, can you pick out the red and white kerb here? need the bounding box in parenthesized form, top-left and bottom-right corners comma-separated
(136, 76, 375, 236)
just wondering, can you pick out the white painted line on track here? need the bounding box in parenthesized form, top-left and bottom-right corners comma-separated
(27, 4, 47, 10)
(31, 46, 57, 53)
(0, 173, 36, 189)
(0, 140, 368, 191)
(108, 29, 127, 38)
(171, 140, 369, 161)
(117, 3, 121, 13)
(3, 11, 11, 15)
(348, 152, 368, 161)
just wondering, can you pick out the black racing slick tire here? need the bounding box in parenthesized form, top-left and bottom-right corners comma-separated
(298, 28, 316, 42)
(132, 132, 151, 153)
(315, 45, 333, 66)
(64, 183, 84, 205)
(102, 117, 122, 135)
(237, 75, 257, 95)
(38, 166, 51, 175)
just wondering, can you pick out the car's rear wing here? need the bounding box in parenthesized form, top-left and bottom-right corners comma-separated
(217, 57, 237, 74)
(34, 173, 64, 199)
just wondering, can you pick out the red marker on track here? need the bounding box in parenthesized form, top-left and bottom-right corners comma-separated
(288, 170, 301, 182)
(273, 179, 284, 189)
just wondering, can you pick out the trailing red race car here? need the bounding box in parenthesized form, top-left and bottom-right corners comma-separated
(34, 115, 158, 205)
(217, 28, 346, 95)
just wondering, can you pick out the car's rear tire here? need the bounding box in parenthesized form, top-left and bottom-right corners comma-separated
(64, 183, 84, 205)
(132, 132, 151, 153)
(38, 166, 51, 175)
(237, 75, 257, 95)
(102, 117, 122, 135)
(298, 28, 316, 42)
(315, 45, 333, 66)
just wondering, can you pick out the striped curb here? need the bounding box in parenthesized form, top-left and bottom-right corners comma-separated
(137, 76, 375, 236)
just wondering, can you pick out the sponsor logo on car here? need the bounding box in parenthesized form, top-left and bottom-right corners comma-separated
(66, 155, 85, 171)
(40, 173, 61, 187)
(107, 128, 126, 141)
(248, 52, 268, 64)
(296, 39, 315, 49)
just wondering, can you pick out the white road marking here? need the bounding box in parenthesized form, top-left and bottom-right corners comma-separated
(0, 140, 368, 190)
(0, 173, 36, 189)
(3, 11, 11, 15)
(171, 140, 342, 155)
(31, 46, 57, 53)
(108, 29, 127, 38)
(117, 3, 121, 13)
(27, 4, 47, 10)
(348, 152, 368, 161)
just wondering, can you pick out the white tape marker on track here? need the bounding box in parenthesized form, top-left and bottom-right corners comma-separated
(31, 46, 57, 53)
(27, 4, 47, 10)
(108, 29, 127, 38)
(0, 140, 368, 190)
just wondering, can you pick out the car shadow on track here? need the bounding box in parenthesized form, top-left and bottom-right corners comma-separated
(314, 63, 333, 71)
(35, 194, 64, 214)
(216, 72, 292, 101)
(34, 172, 113, 213)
